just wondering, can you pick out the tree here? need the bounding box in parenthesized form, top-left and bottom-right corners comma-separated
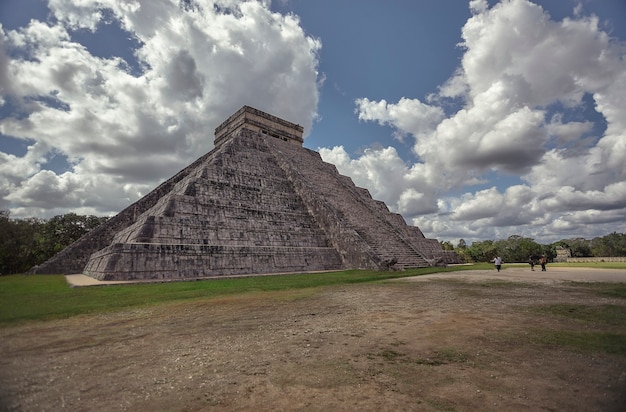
(591, 232, 626, 257)
(440, 240, 454, 251)
(39, 213, 108, 255)
(466, 240, 498, 262)
(0, 211, 12, 274)
(489, 235, 542, 263)
(0, 212, 45, 274)
(0, 212, 108, 274)
(563, 238, 592, 257)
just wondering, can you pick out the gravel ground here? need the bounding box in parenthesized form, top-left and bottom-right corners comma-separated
(1, 267, 625, 411)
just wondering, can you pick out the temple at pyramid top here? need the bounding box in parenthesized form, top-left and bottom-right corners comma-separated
(214, 105, 304, 147)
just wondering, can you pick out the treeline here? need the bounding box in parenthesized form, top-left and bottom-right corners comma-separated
(0, 211, 108, 274)
(2, 210, 625, 273)
(441, 233, 626, 263)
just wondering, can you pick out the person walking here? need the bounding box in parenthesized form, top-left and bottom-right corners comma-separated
(529, 256, 535, 271)
(493, 256, 503, 272)
(540, 255, 547, 271)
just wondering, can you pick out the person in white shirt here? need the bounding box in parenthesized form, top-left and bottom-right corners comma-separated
(493, 256, 503, 272)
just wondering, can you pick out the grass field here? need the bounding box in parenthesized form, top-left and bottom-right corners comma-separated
(0, 264, 492, 325)
(505, 262, 626, 269)
(1, 262, 624, 325)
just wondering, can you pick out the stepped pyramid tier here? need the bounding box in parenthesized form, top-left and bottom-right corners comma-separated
(30, 106, 459, 280)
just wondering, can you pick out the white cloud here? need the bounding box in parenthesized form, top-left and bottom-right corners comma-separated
(339, 0, 626, 243)
(546, 114, 594, 147)
(319, 145, 439, 218)
(1, 0, 321, 218)
(355, 97, 445, 142)
(469, 0, 488, 15)
(2, 0, 624, 246)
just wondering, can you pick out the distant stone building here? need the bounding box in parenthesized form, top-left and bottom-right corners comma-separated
(554, 246, 572, 262)
(31, 106, 458, 280)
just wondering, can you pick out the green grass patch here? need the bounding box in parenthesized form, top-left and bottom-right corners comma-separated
(529, 303, 626, 327)
(413, 348, 470, 366)
(0, 265, 484, 325)
(550, 262, 626, 270)
(523, 302, 626, 356)
(597, 284, 626, 299)
(559, 282, 626, 299)
(527, 330, 626, 356)
(588, 283, 626, 299)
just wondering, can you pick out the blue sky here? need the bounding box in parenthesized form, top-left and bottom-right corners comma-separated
(273, 1, 472, 153)
(1, 0, 625, 245)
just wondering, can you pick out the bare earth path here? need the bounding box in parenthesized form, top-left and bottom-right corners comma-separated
(1, 267, 625, 411)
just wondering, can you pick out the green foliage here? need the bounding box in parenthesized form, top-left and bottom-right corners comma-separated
(0, 212, 46, 274)
(465, 239, 497, 262)
(454, 248, 471, 263)
(552, 234, 626, 260)
(494, 235, 544, 263)
(591, 232, 626, 257)
(440, 240, 454, 251)
(558, 238, 592, 257)
(0, 211, 108, 274)
(454, 233, 626, 263)
(464, 236, 543, 263)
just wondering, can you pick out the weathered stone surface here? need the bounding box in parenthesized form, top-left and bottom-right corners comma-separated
(215, 105, 303, 147)
(32, 106, 459, 280)
(28, 148, 220, 275)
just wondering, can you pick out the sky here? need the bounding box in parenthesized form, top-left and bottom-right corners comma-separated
(1, 0, 625, 245)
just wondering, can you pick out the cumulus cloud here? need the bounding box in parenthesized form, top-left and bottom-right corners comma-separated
(2, 0, 625, 246)
(329, 0, 626, 243)
(319, 145, 438, 217)
(1, 0, 320, 217)
(355, 97, 445, 142)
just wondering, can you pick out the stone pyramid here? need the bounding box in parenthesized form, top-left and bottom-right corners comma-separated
(31, 106, 456, 280)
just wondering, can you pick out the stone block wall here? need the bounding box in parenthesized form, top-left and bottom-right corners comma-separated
(28, 147, 219, 274)
(565, 257, 626, 263)
(84, 243, 342, 280)
(84, 131, 346, 280)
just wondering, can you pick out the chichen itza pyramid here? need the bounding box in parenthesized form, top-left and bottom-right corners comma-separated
(31, 106, 457, 280)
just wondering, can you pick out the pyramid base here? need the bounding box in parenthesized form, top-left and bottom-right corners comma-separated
(84, 243, 345, 281)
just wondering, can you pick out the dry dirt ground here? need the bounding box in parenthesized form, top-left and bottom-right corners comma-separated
(1, 267, 626, 411)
